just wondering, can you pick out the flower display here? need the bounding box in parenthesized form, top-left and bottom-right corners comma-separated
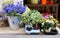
(42, 13, 52, 19)
(42, 16, 59, 32)
(3, 2, 26, 16)
(20, 7, 31, 23)
(30, 10, 43, 24)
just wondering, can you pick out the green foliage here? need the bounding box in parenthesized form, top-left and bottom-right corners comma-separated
(30, 10, 43, 24)
(21, 7, 31, 23)
(21, 7, 43, 24)
(3, 0, 14, 6)
(43, 22, 53, 30)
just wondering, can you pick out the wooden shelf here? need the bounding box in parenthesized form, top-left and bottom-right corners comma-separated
(26, 4, 58, 19)
(27, 4, 58, 7)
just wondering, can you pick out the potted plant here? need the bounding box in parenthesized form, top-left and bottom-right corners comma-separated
(20, 7, 31, 27)
(2, 2, 26, 30)
(22, 15, 32, 31)
(49, 16, 58, 35)
(21, 7, 32, 31)
(30, 10, 43, 30)
(43, 16, 58, 35)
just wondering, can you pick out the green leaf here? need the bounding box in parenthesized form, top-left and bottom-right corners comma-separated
(3, 0, 14, 6)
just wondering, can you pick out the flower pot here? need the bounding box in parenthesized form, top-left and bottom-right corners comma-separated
(25, 23, 32, 31)
(41, 0, 47, 4)
(38, 23, 42, 30)
(58, 26, 60, 28)
(8, 16, 19, 30)
(26, 27, 32, 31)
(34, 27, 38, 30)
(33, 23, 39, 30)
(31, 0, 38, 4)
(44, 29, 58, 35)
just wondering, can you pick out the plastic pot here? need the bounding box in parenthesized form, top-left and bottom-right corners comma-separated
(26, 27, 32, 31)
(44, 29, 58, 35)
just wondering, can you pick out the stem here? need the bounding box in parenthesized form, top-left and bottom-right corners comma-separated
(28, 21, 30, 25)
(22, 21, 24, 26)
(36, 23, 38, 28)
(28, 21, 30, 28)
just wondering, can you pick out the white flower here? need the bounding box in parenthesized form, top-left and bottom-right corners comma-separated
(46, 20, 54, 25)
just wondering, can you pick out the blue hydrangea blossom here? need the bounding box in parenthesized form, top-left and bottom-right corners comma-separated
(3, 2, 26, 15)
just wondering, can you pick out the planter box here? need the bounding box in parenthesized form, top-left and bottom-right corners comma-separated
(25, 24, 40, 34)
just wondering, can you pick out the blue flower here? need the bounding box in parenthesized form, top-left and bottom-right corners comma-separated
(7, 9, 13, 14)
(20, 1, 23, 4)
(17, 2, 20, 4)
(2, 16, 5, 20)
(3, 2, 27, 15)
(6, 4, 10, 7)
(17, 9, 22, 14)
(16, 5, 26, 14)
(5, 7, 9, 10)
(22, 6, 26, 12)
(12, 21, 15, 24)
(15, 4, 22, 9)
(11, 5, 16, 11)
